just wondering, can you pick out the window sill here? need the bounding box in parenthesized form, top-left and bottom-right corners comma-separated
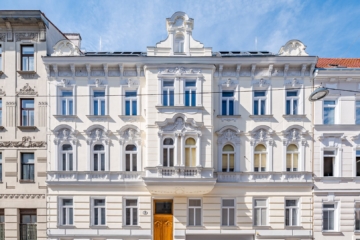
(282, 114, 307, 118)
(285, 225, 303, 229)
(17, 126, 37, 131)
(57, 225, 76, 229)
(122, 225, 141, 229)
(19, 180, 35, 183)
(217, 115, 241, 118)
(118, 115, 142, 122)
(53, 115, 78, 118)
(17, 70, 37, 75)
(0, 71, 3, 76)
(89, 225, 108, 229)
(186, 226, 205, 229)
(253, 225, 271, 229)
(155, 105, 204, 110)
(322, 231, 343, 235)
(220, 226, 238, 229)
(86, 115, 111, 119)
(249, 114, 273, 118)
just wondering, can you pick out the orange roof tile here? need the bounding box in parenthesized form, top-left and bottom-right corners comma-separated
(317, 58, 360, 68)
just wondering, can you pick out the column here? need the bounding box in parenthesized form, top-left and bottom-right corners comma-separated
(268, 140, 273, 171)
(218, 143, 222, 172)
(174, 133, 179, 166)
(180, 133, 185, 166)
(219, 84, 222, 115)
(196, 77, 203, 106)
(235, 143, 240, 172)
(158, 78, 162, 105)
(158, 133, 163, 166)
(196, 134, 201, 167)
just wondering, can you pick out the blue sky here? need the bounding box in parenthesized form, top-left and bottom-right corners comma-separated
(3, 0, 360, 57)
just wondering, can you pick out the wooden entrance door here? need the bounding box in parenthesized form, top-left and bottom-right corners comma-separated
(154, 200, 173, 240)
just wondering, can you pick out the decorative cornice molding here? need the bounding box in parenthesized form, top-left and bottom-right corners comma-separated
(0, 136, 46, 148)
(158, 67, 201, 75)
(278, 39, 308, 56)
(16, 83, 38, 96)
(0, 194, 45, 199)
(15, 32, 38, 42)
(54, 128, 79, 145)
(0, 33, 6, 42)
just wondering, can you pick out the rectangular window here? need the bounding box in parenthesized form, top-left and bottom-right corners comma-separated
(222, 91, 234, 115)
(61, 91, 73, 115)
(222, 199, 235, 226)
(125, 91, 137, 115)
(0, 99, 2, 126)
(163, 81, 174, 106)
(188, 199, 201, 226)
(0, 153, 2, 182)
(0, 45, 2, 71)
(286, 90, 298, 115)
(93, 199, 106, 226)
(323, 204, 335, 231)
(285, 200, 298, 226)
(125, 199, 138, 226)
(357, 150, 360, 177)
(254, 199, 267, 226)
(357, 101, 360, 124)
(61, 199, 73, 225)
(21, 45, 34, 71)
(324, 150, 335, 177)
(21, 99, 34, 126)
(185, 81, 196, 107)
(93, 91, 105, 115)
(356, 202, 360, 231)
(323, 100, 335, 124)
(20, 209, 37, 240)
(254, 91, 266, 115)
(21, 153, 34, 181)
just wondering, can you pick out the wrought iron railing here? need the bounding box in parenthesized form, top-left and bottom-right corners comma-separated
(0, 223, 4, 240)
(20, 224, 37, 240)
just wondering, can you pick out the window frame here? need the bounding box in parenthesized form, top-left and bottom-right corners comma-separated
(0, 98, 2, 126)
(125, 144, 138, 171)
(221, 198, 236, 227)
(60, 90, 74, 116)
(0, 152, 2, 182)
(253, 90, 267, 115)
(323, 100, 336, 125)
(61, 144, 74, 171)
(93, 144, 105, 171)
(253, 198, 268, 226)
(59, 197, 74, 226)
(323, 150, 336, 177)
(355, 202, 360, 232)
(184, 80, 197, 107)
(188, 198, 202, 227)
(221, 91, 235, 116)
(356, 101, 360, 125)
(124, 91, 138, 116)
(92, 90, 106, 116)
(221, 144, 235, 172)
(254, 144, 267, 172)
(322, 202, 337, 232)
(285, 90, 299, 115)
(20, 98, 35, 126)
(0, 44, 2, 71)
(162, 80, 175, 107)
(123, 198, 139, 226)
(20, 152, 35, 182)
(356, 150, 360, 177)
(174, 34, 185, 53)
(21, 45, 34, 71)
(185, 137, 197, 167)
(286, 144, 299, 172)
(162, 137, 174, 167)
(91, 197, 106, 226)
(285, 199, 299, 227)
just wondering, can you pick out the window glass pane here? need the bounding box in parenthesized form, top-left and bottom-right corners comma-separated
(357, 157, 360, 176)
(286, 91, 297, 96)
(229, 208, 235, 226)
(191, 91, 196, 106)
(255, 144, 266, 152)
(222, 154, 227, 172)
(62, 100, 66, 115)
(163, 138, 174, 145)
(29, 110, 34, 126)
(223, 199, 235, 207)
(324, 157, 334, 176)
(22, 153, 34, 163)
(222, 91, 234, 97)
(163, 81, 174, 87)
(126, 208, 130, 225)
(255, 199, 266, 207)
(62, 144, 73, 151)
(222, 100, 227, 115)
(185, 138, 196, 145)
(125, 91, 137, 97)
(261, 208, 266, 225)
(323, 204, 335, 209)
(357, 107, 360, 124)
(163, 149, 168, 166)
(324, 107, 335, 124)
(22, 57, 29, 71)
(62, 91, 73, 97)
(260, 100, 266, 115)
(189, 199, 201, 206)
(94, 144, 104, 151)
(286, 200, 296, 206)
(125, 100, 130, 115)
(185, 81, 196, 87)
(254, 100, 258, 115)
(63, 199, 73, 206)
(254, 208, 260, 225)
(100, 100, 105, 115)
(163, 90, 168, 106)
(22, 46, 34, 54)
(189, 208, 194, 225)
(285, 209, 290, 226)
(229, 100, 234, 115)
(101, 208, 105, 225)
(286, 154, 292, 171)
(94, 100, 98, 115)
(185, 91, 190, 106)
(293, 100, 298, 114)
(93, 154, 98, 171)
(62, 208, 67, 225)
(293, 153, 298, 171)
(329, 210, 334, 230)
(126, 199, 137, 206)
(254, 91, 265, 97)
(185, 148, 190, 167)
(195, 208, 201, 225)
(229, 154, 234, 172)
(69, 154, 73, 171)
(222, 208, 228, 225)
(169, 148, 174, 166)
(254, 154, 259, 171)
(22, 100, 34, 108)
(286, 100, 291, 115)
(29, 57, 34, 71)
(125, 145, 137, 151)
(191, 148, 196, 167)
(292, 208, 297, 225)
(69, 100, 73, 115)
(93, 91, 105, 97)
(132, 154, 137, 171)
(69, 208, 73, 224)
(94, 199, 105, 206)
(126, 154, 130, 171)
(169, 91, 174, 106)
(101, 154, 105, 171)
(223, 144, 234, 152)
(324, 100, 335, 105)
(133, 208, 138, 225)
(132, 100, 137, 115)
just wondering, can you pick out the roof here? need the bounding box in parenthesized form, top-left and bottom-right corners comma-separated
(317, 58, 360, 68)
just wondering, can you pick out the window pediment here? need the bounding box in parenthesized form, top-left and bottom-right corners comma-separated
(250, 127, 274, 146)
(216, 126, 242, 145)
(282, 127, 307, 146)
(53, 127, 79, 145)
(318, 133, 345, 148)
(86, 127, 111, 145)
(251, 78, 270, 88)
(118, 125, 141, 145)
(156, 115, 203, 134)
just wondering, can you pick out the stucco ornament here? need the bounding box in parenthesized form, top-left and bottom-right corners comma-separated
(282, 127, 307, 146)
(86, 128, 111, 144)
(16, 83, 38, 96)
(53, 128, 79, 145)
(118, 126, 141, 145)
(52, 39, 81, 56)
(0, 136, 46, 148)
(216, 127, 241, 145)
(278, 40, 308, 56)
(250, 128, 274, 146)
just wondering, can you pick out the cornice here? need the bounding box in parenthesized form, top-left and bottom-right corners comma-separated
(0, 194, 45, 199)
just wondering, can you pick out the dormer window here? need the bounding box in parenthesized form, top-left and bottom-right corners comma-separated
(174, 34, 184, 53)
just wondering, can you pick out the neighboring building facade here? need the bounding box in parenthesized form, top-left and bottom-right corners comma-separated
(0, 10, 69, 240)
(313, 59, 360, 240)
(44, 12, 317, 240)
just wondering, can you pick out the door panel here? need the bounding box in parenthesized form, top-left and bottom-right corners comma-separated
(154, 214, 173, 240)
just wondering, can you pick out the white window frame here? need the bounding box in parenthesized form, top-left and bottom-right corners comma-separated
(184, 80, 197, 107)
(162, 137, 174, 167)
(323, 149, 336, 177)
(123, 198, 139, 226)
(285, 199, 299, 227)
(221, 91, 235, 116)
(253, 198, 268, 226)
(60, 90, 74, 115)
(355, 202, 360, 232)
(185, 137, 197, 167)
(59, 197, 74, 226)
(57, 85, 76, 116)
(253, 90, 267, 115)
(322, 202, 337, 232)
(356, 150, 360, 177)
(125, 144, 138, 171)
(188, 198, 202, 226)
(285, 90, 299, 115)
(221, 144, 235, 172)
(254, 144, 267, 172)
(286, 144, 299, 172)
(89, 86, 108, 116)
(60, 143, 73, 171)
(162, 80, 175, 106)
(221, 198, 235, 226)
(92, 90, 106, 116)
(323, 99, 337, 125)
(93, 144, 105, 171)
(356, 101, 360, 125)
(91, 197, 106, 226)
(174, 34, 185, 53)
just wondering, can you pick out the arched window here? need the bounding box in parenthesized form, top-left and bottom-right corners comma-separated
(222, 145, 234, 172)
(254, 144, 267, 172)
(174, 34, 184, 53)
(185, 138, 196, 167)
(93, 144, 105, 171)
(163, 138, 174, 167)
(286, 144, 298, 172)
(126, 145, 137, 171)
(62, 144, 73, 171)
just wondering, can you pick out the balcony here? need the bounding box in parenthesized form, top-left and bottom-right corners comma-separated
(143, 167, 216, 195)
(20, 224, 37, 240)
(216, 171, 312, 185)
(0, 223, 4, 240)
(47, 171, 144, 185)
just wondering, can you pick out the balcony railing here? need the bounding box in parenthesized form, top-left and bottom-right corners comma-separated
(20, 224, 37, 240)
(145, 166, 215, 178)
(0, 223, 4, 240)
(47, 171, 144, 184)
(216, 171, 312, 183)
